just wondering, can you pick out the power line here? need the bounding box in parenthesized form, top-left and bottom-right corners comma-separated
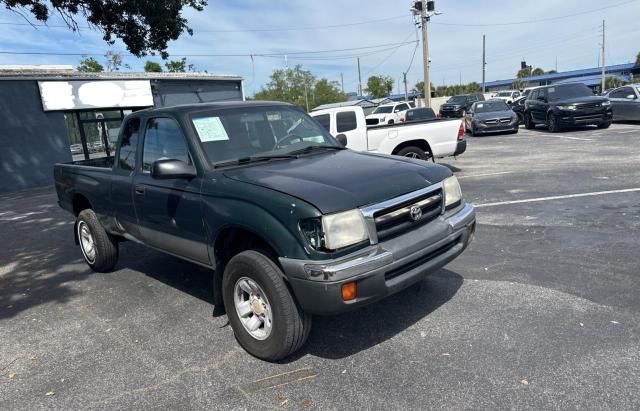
(0, 14, 409, 32)
(430, 0, 637, 27)
(0, 40, 418, 58)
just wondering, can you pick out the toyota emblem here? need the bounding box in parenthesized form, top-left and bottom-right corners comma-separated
(409, 206, 422, 222)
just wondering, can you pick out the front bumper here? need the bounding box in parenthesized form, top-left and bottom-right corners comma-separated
(473, 122, 519, 134)
(557, 109, 612, 126)
(280, 203, 476, 315)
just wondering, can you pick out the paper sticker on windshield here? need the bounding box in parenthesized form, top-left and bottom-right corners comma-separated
(192, 116, 229, 142)
(476, 103, 484, 108)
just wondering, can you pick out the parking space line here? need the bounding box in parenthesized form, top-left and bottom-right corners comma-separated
(474, 187, 640, 208)
(542, 135, 593, 141)
(458, 171, 516, 179)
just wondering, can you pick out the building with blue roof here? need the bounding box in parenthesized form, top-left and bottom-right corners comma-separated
(484, 63, 638, 92)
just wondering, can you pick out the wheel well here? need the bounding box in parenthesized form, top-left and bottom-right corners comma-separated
(392, 140, 432, 156)
(212, 227, 280, 306)
(72, 194, 92, 215)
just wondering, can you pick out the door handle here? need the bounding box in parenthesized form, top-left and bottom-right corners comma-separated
(135, 185, 145, 196)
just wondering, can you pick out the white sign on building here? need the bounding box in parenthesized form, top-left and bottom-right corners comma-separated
(38, 80, 154, 111)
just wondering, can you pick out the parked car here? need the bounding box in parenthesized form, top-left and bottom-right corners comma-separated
(439, 93, 485, 118)
(465, 100, 519, 136)
(604, 84, 640, 122)
(365, 102, 411, 126)
(311, 106, 466, 161)
(54, 101, 476, 361)
(491, 90, 521, 104)
(521, 87, 539, 99)
(509, 96, 527, 124)
(401, 107, 437, 123)
(70, 144, 83, 155)
(524, 83, 613, 132)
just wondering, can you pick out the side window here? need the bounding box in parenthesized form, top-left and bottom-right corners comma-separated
(393, 105, 402, 113)
(117, 118, 140, 171)
(336, 111, 358, 133)
(142, 117, 190, 172)
(530, 90, 539, 100)
(314, 114, 331, 131)
(611, 87, 634, 99)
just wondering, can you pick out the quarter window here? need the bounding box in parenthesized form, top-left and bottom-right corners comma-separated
(142, 118, 191, 172)
(336, 111, 358, 133)
(117, 118, 140, 171)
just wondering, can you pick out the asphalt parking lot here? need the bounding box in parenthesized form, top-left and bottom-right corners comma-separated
(1, 123, 639, 410)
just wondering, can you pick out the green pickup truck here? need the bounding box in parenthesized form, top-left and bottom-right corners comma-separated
(54, 101, 476, 361)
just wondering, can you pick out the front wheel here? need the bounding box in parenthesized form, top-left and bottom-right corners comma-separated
(524, 112, 535, 129)
(547, 114, 561, 133)
(597, 121, 611, 129)
(222, 251, 311, 361)
(76, 209, 119, 272)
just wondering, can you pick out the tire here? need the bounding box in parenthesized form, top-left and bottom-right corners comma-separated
(471, 126, 478, 137)
(516, 112, 524, 125)
(396, 146, 429, 160)
(222, 250, 311, 361)
(524, 112, 535, 129)
(547, 114, 561, 133)
(598, 121, 611, 129)
(387, 119, 395, 125)
(76, 209, 119, 272)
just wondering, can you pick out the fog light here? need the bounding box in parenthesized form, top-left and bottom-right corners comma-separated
(341, 281, 357, 301)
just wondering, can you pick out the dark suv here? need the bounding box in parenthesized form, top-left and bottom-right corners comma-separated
(439, 93, 485, 118)
(524, 83, 612, 132)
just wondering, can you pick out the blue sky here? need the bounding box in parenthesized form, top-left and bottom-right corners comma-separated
(0, 0, 638, 95)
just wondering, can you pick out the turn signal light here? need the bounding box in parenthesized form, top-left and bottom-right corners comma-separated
(341, 281, 357, 301)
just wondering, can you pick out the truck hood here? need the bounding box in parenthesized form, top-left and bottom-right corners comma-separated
(220, 150, 451, 214)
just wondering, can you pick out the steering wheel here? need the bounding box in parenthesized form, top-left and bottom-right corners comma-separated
(273, 134, 304, 150)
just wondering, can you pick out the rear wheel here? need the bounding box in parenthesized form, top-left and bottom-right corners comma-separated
(396, 146, 430, 161)
(222, 250, 311, 361)
(547, 114, 561, 132)
(76, 209, 119, 272)
(524, 112, 535, 129)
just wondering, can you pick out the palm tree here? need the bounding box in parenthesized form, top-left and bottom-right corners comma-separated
(636, 52, 640, 66)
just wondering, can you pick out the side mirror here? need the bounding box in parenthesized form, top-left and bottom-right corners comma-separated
(335, 134, 348, 147)
(151, 159, 197, 180)
(627, 94, 637, 100)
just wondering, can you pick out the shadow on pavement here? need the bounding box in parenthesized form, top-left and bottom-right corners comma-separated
(286, 269, 464, 361)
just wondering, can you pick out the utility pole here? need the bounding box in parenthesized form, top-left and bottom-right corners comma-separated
(420, 1, 431, 107)
(601, 20, 606, 93)
(403, 72, 408, 101)
(482, 34, 486, 93)
(555, 56, 558, 72)
(340, 72, 344, 93)
(357, 57, 363, 96)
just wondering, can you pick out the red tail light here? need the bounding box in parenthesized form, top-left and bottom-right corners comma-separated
(457, 122, 464, 141)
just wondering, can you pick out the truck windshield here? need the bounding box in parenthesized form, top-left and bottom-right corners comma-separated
(447, 96, 467, 104)
(372, 106, 393, 114)
(190, 106, 340, 167)
(548, 84, 593, 101)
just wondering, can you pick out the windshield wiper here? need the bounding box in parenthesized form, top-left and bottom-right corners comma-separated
(214, 154, 298, 169)
(286, 145, 345, 156)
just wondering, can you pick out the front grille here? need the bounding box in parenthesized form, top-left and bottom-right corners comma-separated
(373, 189, 443, 241)
(483, 117, 512, 125)
(577, 103, 601, 110)
(385, 235, 461, 281)
(366, 118, 380, 126)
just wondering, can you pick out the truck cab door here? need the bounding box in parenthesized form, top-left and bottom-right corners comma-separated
(111, 117, 141, 239)
(335, 109, 367, 151)
(133, 116, 209, 265)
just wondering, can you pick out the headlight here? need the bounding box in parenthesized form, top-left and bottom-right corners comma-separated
(602, 100, 611, 106)
(557, 105, 577, 111)
(323, 209, 369, 250)
(443, 176, 463, 209)
(300, 209, 369, 251)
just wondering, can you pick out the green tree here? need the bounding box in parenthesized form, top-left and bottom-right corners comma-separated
(635, 52, 640, 66)
(365, 75, 394, 98)
(144, 61, 163, 72)
(604, 76, 627, 90)
(165, 57, 196, 72)
(104, 51, 129, 71)
(77, 57, 103, 72)
(531, 67, 545, 76)
(0, 0, 206, 57)
(547, 70, 558, 74)
(517, 67, 532, 78)
(253, 65, 346, 110)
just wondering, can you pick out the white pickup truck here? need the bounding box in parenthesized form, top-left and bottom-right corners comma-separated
(310, 106, 466, 161)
